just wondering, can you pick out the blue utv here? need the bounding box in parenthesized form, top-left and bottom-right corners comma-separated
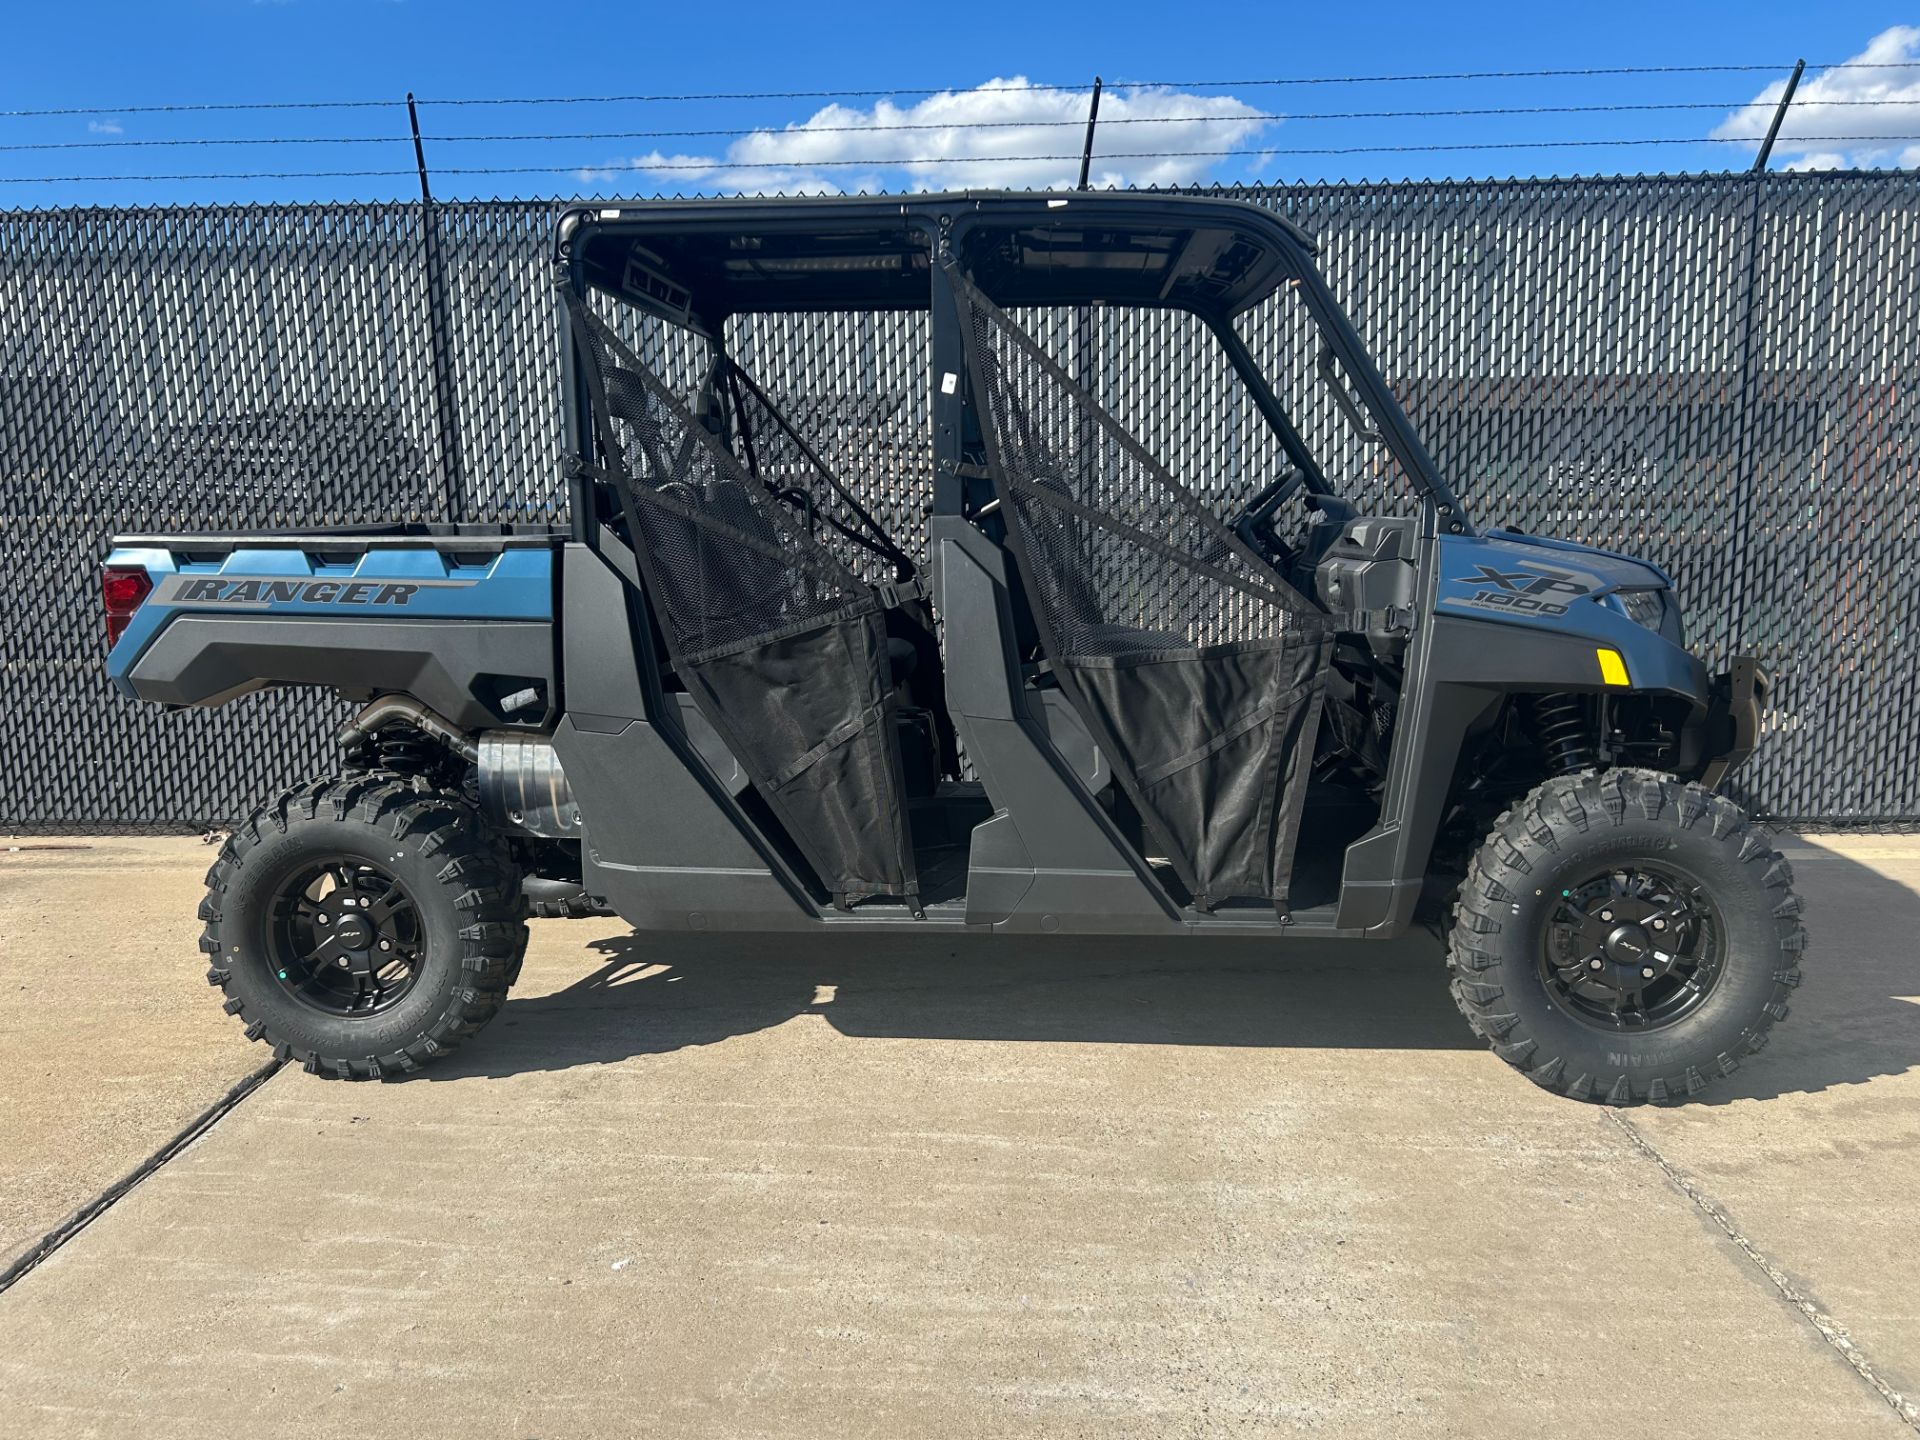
(104, 191, 1798, 1103)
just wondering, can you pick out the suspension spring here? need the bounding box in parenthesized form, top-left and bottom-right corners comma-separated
(1533, 693, 1598, 775)
(353, 723, 438, 777)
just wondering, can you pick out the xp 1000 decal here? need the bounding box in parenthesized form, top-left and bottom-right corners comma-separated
(1448, 563, 1594, 618)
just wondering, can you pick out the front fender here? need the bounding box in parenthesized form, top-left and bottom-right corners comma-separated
(1425, 613, 1709, 704)
(1331, 609, 1712, 939)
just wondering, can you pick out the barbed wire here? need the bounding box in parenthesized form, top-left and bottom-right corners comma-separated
(1136, 62, 1920, 87)
(5, 60, 1920, 119)
(5, 135, 1917, 185)
(5, 97, 1919, 155)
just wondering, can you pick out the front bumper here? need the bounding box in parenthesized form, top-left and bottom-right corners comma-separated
(1691, 655, 1768, 790)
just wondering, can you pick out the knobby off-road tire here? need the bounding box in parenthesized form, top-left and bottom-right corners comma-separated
(1448, 768, 1805, 1105)
(201, 773, 529, 1079)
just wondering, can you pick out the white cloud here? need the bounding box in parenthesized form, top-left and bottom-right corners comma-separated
(575, 152, 851, 197)
(1712, 25, 1920, 169)
(87, 119, 122, 135)
(1780, 151, 1849, 172)
(580, 77, 1275, 196)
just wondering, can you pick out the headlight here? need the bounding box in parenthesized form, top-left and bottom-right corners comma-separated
(1614, 588, 1666, 629)
(1610, 587, 1683, 646)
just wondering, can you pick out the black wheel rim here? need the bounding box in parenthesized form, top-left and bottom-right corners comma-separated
(266, 855, 423, 1017)
(1538, 862, 1725, 1031)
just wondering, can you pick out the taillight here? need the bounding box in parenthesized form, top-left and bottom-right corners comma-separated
(103, 565, 152, 649)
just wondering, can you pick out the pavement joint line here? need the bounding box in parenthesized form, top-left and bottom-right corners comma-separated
(0, 1057, 285, 1299)
(1605, 1110, 1920, 1433)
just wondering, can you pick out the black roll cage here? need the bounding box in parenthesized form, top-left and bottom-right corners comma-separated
(554, 190, 1470, 549)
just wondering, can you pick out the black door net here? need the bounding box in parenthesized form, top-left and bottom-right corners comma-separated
(564, 285, 918, 909)
(949, 269, 1332, 912)
(717, 360, 919, 589)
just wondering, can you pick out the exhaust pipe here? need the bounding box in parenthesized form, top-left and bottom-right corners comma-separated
(339, 699, 583, 846)
(337, 695, 478, 763)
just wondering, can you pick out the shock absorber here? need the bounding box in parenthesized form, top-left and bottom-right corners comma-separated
(1533, 693, 1598, 775)
(343, 721, 446, 781)
(373, 727, 437, 775)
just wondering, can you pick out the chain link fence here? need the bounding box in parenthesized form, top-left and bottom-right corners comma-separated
(2, 172, 1915, 831)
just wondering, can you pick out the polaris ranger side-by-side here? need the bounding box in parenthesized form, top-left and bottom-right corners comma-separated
(104, 192, 1799, 1103)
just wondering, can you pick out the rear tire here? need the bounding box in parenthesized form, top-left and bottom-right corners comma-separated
(200, 773, 528, 1079)
(1448, 768, 1805, 1105)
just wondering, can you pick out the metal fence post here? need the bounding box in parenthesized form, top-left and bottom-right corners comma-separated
(1752, 60, 1806, 175)
(1077, 78, 1104, 192)
(408, 93, 465, 522)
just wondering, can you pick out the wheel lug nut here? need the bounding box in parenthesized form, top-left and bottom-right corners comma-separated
(1599, 909, 1614, 922)
(1588, 958, 1604, 971)
(318, 914, 331, 925)
(379, 940, 391, 952)
(1652, 918, 1667, 931)
(337, 957, 350, 968)
(1642, 966, 1656, 979)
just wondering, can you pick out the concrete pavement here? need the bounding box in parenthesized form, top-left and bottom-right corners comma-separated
(0, 837, 259, 1271)
(1, 834, 1917, 1437)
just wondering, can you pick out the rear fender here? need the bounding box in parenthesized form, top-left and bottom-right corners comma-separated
(106, 544, 556, 731)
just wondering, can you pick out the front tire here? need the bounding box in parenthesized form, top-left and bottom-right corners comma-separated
(201, 773, 529, 1079)
(1448, 769, 1805, 1105)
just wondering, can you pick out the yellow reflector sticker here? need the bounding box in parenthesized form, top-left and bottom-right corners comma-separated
(1597, 648, 1631, 687)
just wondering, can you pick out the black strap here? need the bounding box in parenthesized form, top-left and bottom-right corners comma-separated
(722, 358, 918, 580)
(875, 575, 929, 610)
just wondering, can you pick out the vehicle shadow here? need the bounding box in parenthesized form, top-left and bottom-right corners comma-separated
(432, 927, 1475, 1082)
(424, 843, 1920, 1103)
(1689, 837, 1920, 1105)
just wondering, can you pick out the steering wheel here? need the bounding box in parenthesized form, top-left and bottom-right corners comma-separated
(1229, 468, 1307, 564)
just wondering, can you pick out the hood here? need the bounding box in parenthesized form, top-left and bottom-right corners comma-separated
(1434, 529, 1675, 639)
(1480, 527, 1673, 588)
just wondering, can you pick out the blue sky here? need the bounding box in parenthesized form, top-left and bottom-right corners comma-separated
(2, 1, 1917, 206)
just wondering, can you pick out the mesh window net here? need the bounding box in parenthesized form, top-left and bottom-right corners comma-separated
(950, 269, 1333, 910)
(717, 360, 918, 589)
(566, 289, 918, 908)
